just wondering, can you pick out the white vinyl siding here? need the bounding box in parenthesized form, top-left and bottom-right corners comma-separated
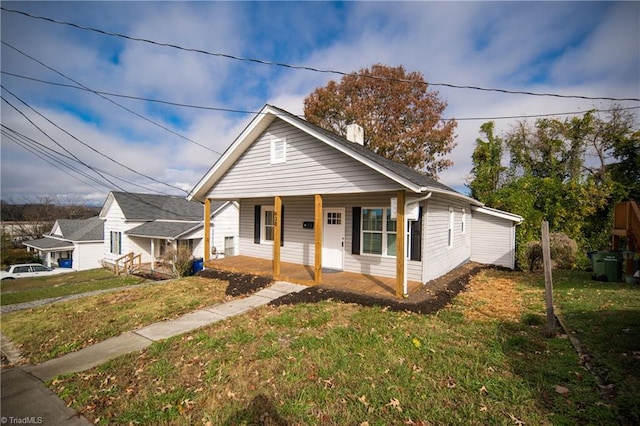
(422, 196, 472, 282)
(471, 210, 516, 269)
(238, 193, 423, 282)
(207, 119, 404, 199)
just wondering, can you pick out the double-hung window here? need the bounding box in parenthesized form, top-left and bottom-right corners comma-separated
(262, 206, 275, 243)
(361, 208, 397, 256)
(110, 231, 122, 255)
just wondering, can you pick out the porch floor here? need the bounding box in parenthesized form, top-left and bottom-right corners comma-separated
(204, 255, 423, 298)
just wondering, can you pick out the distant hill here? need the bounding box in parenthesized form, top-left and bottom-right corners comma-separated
(0, 201, 101, 222)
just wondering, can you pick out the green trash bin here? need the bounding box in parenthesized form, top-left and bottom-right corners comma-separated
(592, 251, 623, 282)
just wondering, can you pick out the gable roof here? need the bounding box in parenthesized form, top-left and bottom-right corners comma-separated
(100, 192, 203, 221)
(53, 216, 104, 241)
(188, 104, 479, 206)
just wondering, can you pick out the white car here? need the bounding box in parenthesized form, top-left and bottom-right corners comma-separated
(1, 263, 73, 280)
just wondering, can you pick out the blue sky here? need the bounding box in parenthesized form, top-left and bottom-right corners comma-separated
(1, 1, 638, 205)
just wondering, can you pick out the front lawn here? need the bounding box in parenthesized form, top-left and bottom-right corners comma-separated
(0, 277, 231, 364)
(49, 269, 637, 425)
(0, 268, 145, 305)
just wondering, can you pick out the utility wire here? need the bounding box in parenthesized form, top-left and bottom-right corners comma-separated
(2, 125, 165, 194)
(3, 70, 640, 123)
(1, 84, 188, 194)
(2, 127, 110, 193)
(2, 41, 222, 156)
(3, 6, 639, 103)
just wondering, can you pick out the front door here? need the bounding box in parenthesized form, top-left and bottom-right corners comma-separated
(322, 208, 345, 270)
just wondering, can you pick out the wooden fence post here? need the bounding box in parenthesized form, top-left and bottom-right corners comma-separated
(541, 220, 556, 337)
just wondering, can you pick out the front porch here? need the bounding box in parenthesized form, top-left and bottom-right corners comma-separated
(204, 255, 423, 298)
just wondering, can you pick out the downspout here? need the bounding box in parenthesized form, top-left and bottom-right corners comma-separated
(404, 192, 432, 296)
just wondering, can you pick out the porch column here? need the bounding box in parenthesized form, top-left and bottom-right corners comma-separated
(150, 239, 155, 271)
(314, 194, 323, 283)
(396, 190, 406, 298)
(273, 196, 282, 276)
(203, 199, 211, 262)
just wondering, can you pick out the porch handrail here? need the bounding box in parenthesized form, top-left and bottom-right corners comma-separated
(114, 252, 140, 275)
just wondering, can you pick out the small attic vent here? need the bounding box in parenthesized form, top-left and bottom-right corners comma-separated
(346, 123, 364, 145)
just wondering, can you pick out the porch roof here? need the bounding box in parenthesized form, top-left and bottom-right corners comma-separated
(125, 220, 201, 239)
(23, 237, 74, 251)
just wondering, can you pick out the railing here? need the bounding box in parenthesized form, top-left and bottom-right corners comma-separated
(114, 252, 142, 275)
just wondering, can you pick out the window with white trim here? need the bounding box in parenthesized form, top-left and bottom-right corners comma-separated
(448, 208, 454, 248)
(110, 231, 122, 255)
(262, 206, 275, 243)
(461, 209, 466, 234)
(361, 208, 397, 256)
(270, 137, 286, 164)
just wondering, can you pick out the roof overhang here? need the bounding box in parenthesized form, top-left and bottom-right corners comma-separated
(472, 206, 524, 224)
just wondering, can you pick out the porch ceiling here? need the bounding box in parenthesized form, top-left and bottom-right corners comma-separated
(204, 255, 422, 299)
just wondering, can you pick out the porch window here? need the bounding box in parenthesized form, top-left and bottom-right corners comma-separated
(177, 239, 193, 254)
(110, 231, 122, 255)
(262, 206, 275, 243)
(461, 209, 466, 234)
(254, 204, 284, 246)
(361, 208, 398, 256)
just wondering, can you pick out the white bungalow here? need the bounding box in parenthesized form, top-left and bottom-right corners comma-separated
(188, 105, 522, 296)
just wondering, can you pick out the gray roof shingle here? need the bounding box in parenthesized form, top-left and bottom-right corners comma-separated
(55, 216, 104, 241)
(267, 105, 459, 194)
(110, 192, 204, 221)
(23, 238, 74, 250)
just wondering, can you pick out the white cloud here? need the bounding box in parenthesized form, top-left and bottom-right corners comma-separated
(1, 1, 638, 204)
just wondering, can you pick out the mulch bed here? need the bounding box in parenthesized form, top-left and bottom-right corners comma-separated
(198, 262, 488, 314)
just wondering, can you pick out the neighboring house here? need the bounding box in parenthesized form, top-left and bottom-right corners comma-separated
(188, 104, 522, 297)
(99, 191, 238, 270)
(22, 217, 104, 271)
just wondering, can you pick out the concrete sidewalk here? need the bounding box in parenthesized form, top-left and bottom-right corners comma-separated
(1, 281, 306, 425)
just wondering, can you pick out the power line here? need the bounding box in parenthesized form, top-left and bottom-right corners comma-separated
(2, 125, 165, 194)
(3, 70, 639, 123)
(2, 127, 113, 192)
(1, 84, 188, 194)
(1, 41, 222, 156)
(3, 6, 639, 103)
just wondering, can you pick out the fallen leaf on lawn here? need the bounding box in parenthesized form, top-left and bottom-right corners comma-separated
(360, 422, 369, 426)
(358, 395, 369, 407)
(480, 404, 488, 412)
(508, 413, 525, 425)
(479, 385, 488, 395)
(555, 385, 570, 397)
(386, 397, 403, 412)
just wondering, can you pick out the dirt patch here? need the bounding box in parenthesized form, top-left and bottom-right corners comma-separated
(196, 269, 274, 296)
(456, 269, 524, 322)
(199, 262, 488, 314)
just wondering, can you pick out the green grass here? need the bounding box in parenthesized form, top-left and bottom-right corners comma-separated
(551, 270, 640, 423)
(47, 269, 637, 425)
(0, 268, 146, 305)
(0, 277, 232, 363)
